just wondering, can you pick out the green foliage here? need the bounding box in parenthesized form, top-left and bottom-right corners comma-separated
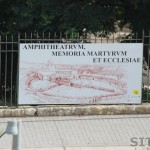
(0, 0, 150, 33)
(117, 0, 150, 32)
(0, 0, 118, 34)
(142, 88, 150, 101)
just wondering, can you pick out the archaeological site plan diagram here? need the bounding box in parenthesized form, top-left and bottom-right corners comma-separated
(18, 43, 143, 104)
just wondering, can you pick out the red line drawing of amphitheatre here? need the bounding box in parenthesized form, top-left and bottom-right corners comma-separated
(20, 61, 127, 104)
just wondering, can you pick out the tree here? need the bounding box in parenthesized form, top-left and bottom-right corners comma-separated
(0, 0, 119, 34)
(117, 0, 150, 32)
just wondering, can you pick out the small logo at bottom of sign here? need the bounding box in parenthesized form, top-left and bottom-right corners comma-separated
(132, 90, 140, 95)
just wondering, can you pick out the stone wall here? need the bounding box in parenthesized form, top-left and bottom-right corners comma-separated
(0, 104, 150, 117)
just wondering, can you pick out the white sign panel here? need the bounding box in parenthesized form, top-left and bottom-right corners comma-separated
(18, 43, 143, 104)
